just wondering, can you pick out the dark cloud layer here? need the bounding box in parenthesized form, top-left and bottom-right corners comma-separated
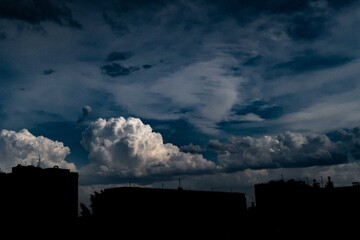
(101, 63, 140, 77)
(242, 55, 263, 66)
(77, 105, 92, 124)
(0, 0, 81, 28)
(209, 131, 352, 172)
(328, 127, 360, 160)
(229, 100, 283, 122)
(327, 0, 359, 8)
(142, 64, 152, 69)
(0, 32, 6, 40)
(286, 15, 328, 41)
(105, 51, 133, 62)
(208, 0, 357, 18)
(102, 12, 129, 34)
(43, 69, 55, 75)
(274, 51, 353, 73)
(208, 0, 309, 16)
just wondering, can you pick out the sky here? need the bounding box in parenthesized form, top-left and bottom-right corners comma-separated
(1, 0, 360, 203)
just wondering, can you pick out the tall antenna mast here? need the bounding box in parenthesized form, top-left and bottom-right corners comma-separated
(37, 154, 41, 168)
(177, 178, 183, 190)
(321, 176, 323, 188)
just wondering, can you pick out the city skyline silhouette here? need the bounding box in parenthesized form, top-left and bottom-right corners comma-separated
(1, 163, 359, 237)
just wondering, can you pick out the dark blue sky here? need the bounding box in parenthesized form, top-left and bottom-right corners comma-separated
(1, 0, 360, 198)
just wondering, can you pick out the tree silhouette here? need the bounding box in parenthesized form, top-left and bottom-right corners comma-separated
(80, 203, 91, 217)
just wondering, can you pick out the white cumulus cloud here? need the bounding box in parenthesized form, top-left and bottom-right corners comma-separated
(80, 117, 216, 181)
(0, 129, 76, 172)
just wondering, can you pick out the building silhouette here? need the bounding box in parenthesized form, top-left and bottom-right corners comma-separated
(254, 178, 360, 235)
(86, 186, 247, 238)
(0, 164, 78, 230)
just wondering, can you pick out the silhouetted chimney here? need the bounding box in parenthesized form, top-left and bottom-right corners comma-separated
(325, 176, 334, 189)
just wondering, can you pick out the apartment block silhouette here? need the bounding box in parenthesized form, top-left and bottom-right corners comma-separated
(0, 164, 78, 228)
